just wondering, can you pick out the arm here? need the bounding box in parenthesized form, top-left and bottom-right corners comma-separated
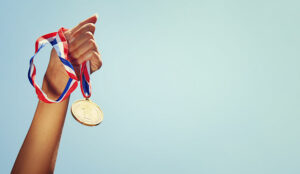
(11, 14, 102, 174)
(11, 88, 70, 174)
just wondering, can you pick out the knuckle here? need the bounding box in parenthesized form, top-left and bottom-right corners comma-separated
(94, 51, 102, 69)
(98, 60, 103, 69)
(91, 50, 98, 58)
(85, 31, 94, 39)
(92, 50, 98, 55)
(98, 62, 102, 70)
(87, 23, 96, 32)
(89, 39, 96, 47)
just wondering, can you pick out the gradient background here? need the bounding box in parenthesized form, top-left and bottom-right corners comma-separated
(1, 0, 300, 173)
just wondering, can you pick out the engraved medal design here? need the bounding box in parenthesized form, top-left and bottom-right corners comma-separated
(71, 98, 103, 126)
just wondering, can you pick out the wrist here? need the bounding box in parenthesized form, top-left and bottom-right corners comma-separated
(42, 49, 70, 100)
(42, 76, 63, 100)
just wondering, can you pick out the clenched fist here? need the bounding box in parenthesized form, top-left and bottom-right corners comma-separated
(43, 14, 102, 100)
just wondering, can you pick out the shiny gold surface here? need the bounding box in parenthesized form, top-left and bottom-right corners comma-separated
(71, 98, 103, 126)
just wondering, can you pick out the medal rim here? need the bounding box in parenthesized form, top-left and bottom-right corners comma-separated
(71, 98, 103, 126)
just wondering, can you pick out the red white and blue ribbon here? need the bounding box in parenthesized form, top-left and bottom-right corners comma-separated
(80, 61, 91, 98)
(28, 27, 91, 103)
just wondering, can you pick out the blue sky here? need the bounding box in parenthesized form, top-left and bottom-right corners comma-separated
(1, 0, 300, 173)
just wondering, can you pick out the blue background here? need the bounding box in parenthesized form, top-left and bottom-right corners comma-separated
(1, 0, 300, 173)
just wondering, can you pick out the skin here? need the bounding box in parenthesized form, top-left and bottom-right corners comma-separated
(11, 14, 102, 174)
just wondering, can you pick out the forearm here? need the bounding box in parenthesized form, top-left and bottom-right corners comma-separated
(11, 90, 69, 174)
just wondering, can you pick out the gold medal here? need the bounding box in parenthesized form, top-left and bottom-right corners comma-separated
(71, 61, 103, 126)
(71, 98, 103, 126)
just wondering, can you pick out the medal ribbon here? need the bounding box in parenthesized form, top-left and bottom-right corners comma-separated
(28, 27, 92, 103)
(80, 61, 91, 98)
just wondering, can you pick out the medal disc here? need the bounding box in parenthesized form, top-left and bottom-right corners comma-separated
(71, 99, 103, 126)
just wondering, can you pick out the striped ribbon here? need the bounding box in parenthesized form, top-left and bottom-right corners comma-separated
(28, 27, 91, 103)
(80, 61, 91, 98)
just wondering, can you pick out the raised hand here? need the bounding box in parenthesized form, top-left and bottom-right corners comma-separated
(43, 14, 102, 100)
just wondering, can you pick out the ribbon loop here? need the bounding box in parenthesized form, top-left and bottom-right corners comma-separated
(28, 27, 78, 103)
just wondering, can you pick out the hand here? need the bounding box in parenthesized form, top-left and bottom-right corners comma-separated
(43, 14, 102, 100)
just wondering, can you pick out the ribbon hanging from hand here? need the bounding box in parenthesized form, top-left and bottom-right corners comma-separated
(28, 28, 91, 103)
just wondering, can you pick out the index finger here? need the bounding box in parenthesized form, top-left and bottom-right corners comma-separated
(69, 14, 98, 35)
